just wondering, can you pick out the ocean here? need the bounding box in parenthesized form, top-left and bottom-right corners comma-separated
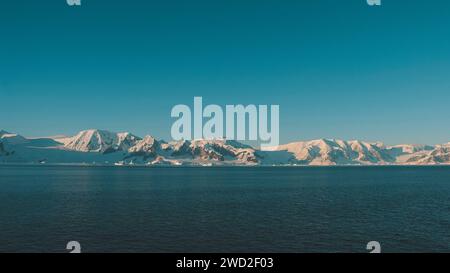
(0, 165, 449, 253)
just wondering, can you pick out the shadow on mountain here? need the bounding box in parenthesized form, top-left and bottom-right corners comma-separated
(26, 138, 63, 148)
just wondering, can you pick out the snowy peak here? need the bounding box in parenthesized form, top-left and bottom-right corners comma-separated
(187, 139, 258, 162)
(0, 130, 28, 145)
(266, 139, 450, 166)
(152, 139, 258, 163)
(388, 144, 434, 155)
(128, 135, 159, 157)
(0, 130, 10, 137)
(402, 144, 450, 165)
(116, 132, 142, 150)
(0, 130, 25, 157)
(267, 139, 394, 165)
(63, 129, 141, 153)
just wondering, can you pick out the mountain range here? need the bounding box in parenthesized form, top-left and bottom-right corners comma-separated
(1, 129, 449, 166)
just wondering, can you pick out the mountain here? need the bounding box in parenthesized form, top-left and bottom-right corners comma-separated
(169, 139, 258, 163)
(263, 139, 394, 165)
(401, 144, 450, 165)
(1, 129, 449, 166)
(0, 130, 28, 157)
(60, 129, 141, 153)
(386, 144, 434, 157)
(0, 130, 28, 145)
(127, 136, 160, 159)
(126, 139, 258, 165)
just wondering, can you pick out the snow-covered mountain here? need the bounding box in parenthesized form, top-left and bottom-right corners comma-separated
(1, 129, 449, 166)
(0, 130, 28, 145)
(387, 144, 434, 156)
(173, 139, 258, 163)
(60, 129, 141, 153)
(127, 135, 160, 159)
(263, 139, 394, 165)
(126, 138, 259, 165)
(399, 144, 450, 165)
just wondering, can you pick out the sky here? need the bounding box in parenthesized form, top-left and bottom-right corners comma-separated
(1, 0, 450, 145)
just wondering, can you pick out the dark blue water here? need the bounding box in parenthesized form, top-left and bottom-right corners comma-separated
(0, 165, 449, 253)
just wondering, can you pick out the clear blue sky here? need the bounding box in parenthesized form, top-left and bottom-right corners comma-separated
(1, 0, 449, 145)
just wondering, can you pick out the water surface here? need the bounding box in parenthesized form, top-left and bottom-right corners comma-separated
(0, 165, 449, 253)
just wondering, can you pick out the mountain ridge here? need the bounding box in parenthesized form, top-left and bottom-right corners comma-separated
(0, 129, 449, 166)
